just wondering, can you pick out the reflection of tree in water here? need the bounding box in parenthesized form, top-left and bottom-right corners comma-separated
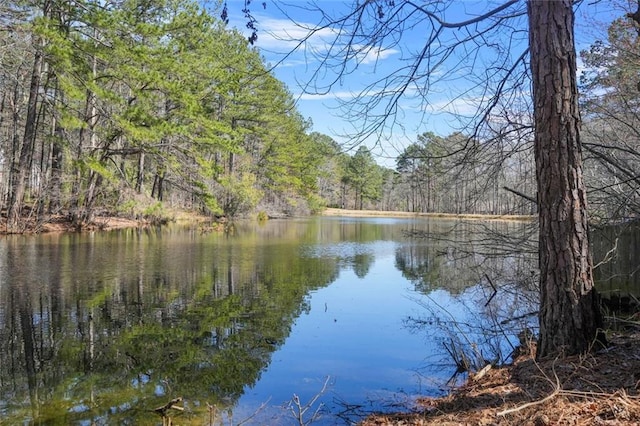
(352, 253, 374, 278)
(397, 220, 539, 380)
(397, 220, 538, 296)
(592, 223, 640, 311)
(0, 229, 340, 424)
(395, 243, 439, 294)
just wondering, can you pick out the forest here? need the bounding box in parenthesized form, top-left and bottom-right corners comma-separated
(0, 0, 639, 233)
(4, 1, 640, 423)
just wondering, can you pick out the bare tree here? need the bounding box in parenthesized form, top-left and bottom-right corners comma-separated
(579, 6, 640, 222)
(259, 0, 603, 358)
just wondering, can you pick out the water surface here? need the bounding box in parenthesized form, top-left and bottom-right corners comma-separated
(0, 216, 536, 424)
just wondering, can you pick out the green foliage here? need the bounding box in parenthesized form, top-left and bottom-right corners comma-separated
(306, 193, 327, 214)
(142, 202, 170, 224)
(2, 0, 356, 224)
(84, 157, 116, 182)
(219, 173, 263, 217)
(345, 146, 383, 209)
(116, 199, 137, 216)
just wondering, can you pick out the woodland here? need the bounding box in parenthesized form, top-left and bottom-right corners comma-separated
(3, 0, 640, 423)
(0, 1, 638, 233)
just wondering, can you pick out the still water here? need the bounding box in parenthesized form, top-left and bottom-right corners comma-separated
(0, 216, 537, 425)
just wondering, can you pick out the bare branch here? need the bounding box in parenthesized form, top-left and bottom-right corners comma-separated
(503, 186, 537, 204)
(267, 0, 530, 148)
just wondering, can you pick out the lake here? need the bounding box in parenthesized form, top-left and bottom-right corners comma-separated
(0, 216, 539, 425)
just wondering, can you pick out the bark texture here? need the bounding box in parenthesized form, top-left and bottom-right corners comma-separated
(528, 0, 603, 359)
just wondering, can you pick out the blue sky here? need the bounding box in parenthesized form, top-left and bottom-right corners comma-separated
(221, 1, 620, 167)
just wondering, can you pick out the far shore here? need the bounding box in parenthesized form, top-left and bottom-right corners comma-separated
(321, 207, 536, 222)
(0, 208, 535, 235)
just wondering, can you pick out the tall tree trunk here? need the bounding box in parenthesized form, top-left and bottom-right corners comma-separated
(136, 152, 145, 193)
(153, 170, 165, 201)
(528, 0, 603, 359)
(48, 79, 64, 214)
(70, 37, 99, 225)
(7, 67, 44, 232)
(48, 120, 63, 214)
(7, 34, 47, 233)
(7, 84, 20, 203)
(82, 171, 101, 223)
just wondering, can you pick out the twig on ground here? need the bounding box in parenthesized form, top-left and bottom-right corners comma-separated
(497, 351, 640, 418)
(497, 357, 561, 416)
(472, 364, 492, 382)
(497, 386, 560, 416)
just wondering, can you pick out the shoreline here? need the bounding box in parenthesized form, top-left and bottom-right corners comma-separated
(0, 209, 535, 235)
(321, 207, 536, 222)
(0, 211, 211, 235)
(361, 332, 640, 425)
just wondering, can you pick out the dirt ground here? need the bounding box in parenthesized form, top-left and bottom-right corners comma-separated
(0, 210, 214, 234)
(362, 330, 640, 425)
(0, 214, 147, 234)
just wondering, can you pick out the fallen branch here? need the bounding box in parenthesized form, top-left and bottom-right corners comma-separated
(498, 387, 640, 417)
(560, 388, 640, 400)
(498, 358, 561, 416)
(502, 186, 537, 204)
(497, 387, 560, 416)
(471, 363, 492, 382)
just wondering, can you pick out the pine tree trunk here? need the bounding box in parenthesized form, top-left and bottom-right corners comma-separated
(528, 0, 603, 359)
(136, 152, 145, 193)
(48, 119, 63, 214)
(7, 41, 45, 233)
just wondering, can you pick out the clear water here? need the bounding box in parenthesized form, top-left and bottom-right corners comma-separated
(0, 216, 537, 425)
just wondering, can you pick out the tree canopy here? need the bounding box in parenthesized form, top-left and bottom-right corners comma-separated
(0, 0, 335, 230)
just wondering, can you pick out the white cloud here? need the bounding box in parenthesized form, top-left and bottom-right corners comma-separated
(255, 16, 338, 53)
(245, 16, 399, 68)
(424, 97, 483, 117)
(295, 90, 360, 101)
(353, 45, 398, 65)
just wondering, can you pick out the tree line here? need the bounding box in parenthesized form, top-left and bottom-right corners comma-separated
(325, 6, 640, 224)
(3, 0, 637, 236)
(0, 0, 329, 232)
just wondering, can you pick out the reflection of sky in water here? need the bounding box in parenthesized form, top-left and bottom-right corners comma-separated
(236, 253, 485, 424)
(0, 219, 538, 425)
